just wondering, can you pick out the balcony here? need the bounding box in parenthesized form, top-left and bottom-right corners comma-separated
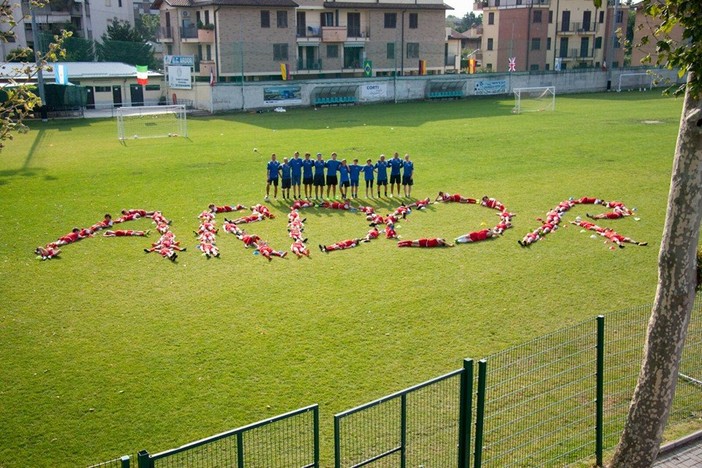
(180, 24, 198, 41)
(560, 22, 597, 34)
(198, 28, 214, 42)
(297, 26, 322, 41)
(158, 26, 174, 42)
(297, 58, 323, 71)
(559, 47, 595, 60)
(322, 26, 346, 42)
(474, 0, 550, 10)
(199, 60, 215, 76)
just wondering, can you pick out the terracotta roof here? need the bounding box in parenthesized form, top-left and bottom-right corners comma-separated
(323, 1, 451, 10)
(152, 0, 297, 8)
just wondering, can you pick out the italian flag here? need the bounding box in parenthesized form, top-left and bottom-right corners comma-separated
(136, 65, 148, 85)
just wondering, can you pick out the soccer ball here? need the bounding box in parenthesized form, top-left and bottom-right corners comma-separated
(133, 135, 139, 139)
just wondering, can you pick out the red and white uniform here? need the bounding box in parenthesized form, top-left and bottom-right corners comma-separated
(358, 206, 375, 215)
(239, 234, 261, 247)
(385, 223, 398, 239)
(368, 214, 385, 225)
(409, 198, 431, 210)
(103, 230, 148, 237)
(54, 230, 81, 246)
(291, 240, 310, 258)
(211, 204, 246, 213)
(231, 213, 264, 225)
(223, 222, 243, 236)
(256, 242, 287, 260)
(437, 192, 476, 204)
(199, 210, 215, 222)
(196, 222, 218, 234)
(114, 212, 141, 223)
(576, 197, 601, 205)
(392, 205, 411, 218)
(35, 245, 60, 260)
(456, 229, 493, 244)
(123, 209, 148, 217)
(398, 238, 448, 248)
(198, 231, 216, 243)
(323, 239, 360, 252)
(481, 197, 505, 211)
(319, 201, 351, 210)
(571, 219, 605, 233)
(251, 204, 275, 219)
(363, 227, 380, 242)
(291, 200, 314, 210)
(90, 217, 113, 232)
(151, 211, 169, 225)
(198, 242, 220, 257)
(494, 220, 512, 234)
(519, 231, 541, 246)
(156, 222, 170, 234)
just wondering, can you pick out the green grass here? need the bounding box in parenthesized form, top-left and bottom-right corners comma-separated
(0, 92, 686, 466)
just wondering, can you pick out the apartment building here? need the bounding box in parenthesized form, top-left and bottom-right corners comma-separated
(151, 0, 452, 81)
(474, 0, 628, 72)
(630, 2, 685, 68)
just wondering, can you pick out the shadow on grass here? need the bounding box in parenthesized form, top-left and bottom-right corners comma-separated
(0, 126, 51, 185)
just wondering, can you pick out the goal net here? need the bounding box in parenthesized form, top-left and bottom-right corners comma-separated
(116, 105, 187, 140)
(512, 86, 556, 114)
(617, 73, 653, 92)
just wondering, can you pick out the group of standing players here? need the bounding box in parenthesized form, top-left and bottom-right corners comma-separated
(265, 151, 415, 201)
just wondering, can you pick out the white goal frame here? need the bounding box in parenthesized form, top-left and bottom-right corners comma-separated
(512, 86, 556, 114)
(617, 73, 653, 92)
(116, 105, 188, 141)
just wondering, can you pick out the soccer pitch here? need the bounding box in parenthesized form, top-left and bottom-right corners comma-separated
(0, 92, 683, 466)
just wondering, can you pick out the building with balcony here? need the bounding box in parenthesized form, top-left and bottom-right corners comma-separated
(474, 0, 628, 72)
(151, 0, 453, 82)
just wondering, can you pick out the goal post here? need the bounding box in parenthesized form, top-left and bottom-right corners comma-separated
(617, 73, 653, 92)
(512, 86, 556, 114)
(116, 105, 188, 141)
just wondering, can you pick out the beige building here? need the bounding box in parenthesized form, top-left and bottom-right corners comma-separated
(630, 3, 685, 68)
(151, 0, 453, 81)
(474, 0, 628, 72)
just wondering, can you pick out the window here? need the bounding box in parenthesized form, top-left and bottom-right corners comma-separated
(321, 12, 333, 27)
(261, 10, 270, 28)
(387, 42, 395, 60)
(273, 43, 288, 60)
(344, 46, 362, 68)
(118, 0, 122, 7)
(595, 36, 602, 49)
(599, 11, 604, 23)
(548, 10, 553, 23)
(145, 84, 161, 91)
(95, 86, 111, 92)
(406, 42, 419, 58)
(488, 12, 494, 25)
(327, 44, 339, 58)
(409, 13, 418, 29)
(487, 38, 493, 51)
(533, 10, 542, 23)
(384, 13, 396, 28)
(530, 64, 539, 71)
(205, 44, 212, 60)
(615, 10, 623, 23)
(531, 37, 541, 50)
(614, 39, 621, 49)
(547, 37, 551, 50)
(277, 11, 288, 28)
(205, 10, 210, 24)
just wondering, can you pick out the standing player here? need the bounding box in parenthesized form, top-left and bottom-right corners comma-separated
(349, 158, 362, 199)
(302, 152, 315, 199)
(388, 152, 403, 198)
(313, 153, 326, 200)
(325, 152, 341, 199)
(290, 151, 303, 199)
(363, 158, 375, 198)
(279, 157, 292, 200)
(339, 159, 351, 199)
(375, 154, 389, 198)
(402, 154, 414, 198)
(265, 153, 280, 201)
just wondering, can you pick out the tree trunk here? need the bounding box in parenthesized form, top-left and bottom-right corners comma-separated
(610, 73, 702, 467)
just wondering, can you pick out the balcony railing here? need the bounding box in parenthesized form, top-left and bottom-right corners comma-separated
(560, 21, 597, 33)
(159, 27, 174, 40)
(559, 47, 595, 59)
(180, 25, 197, 40)
(297, 26, 322, 38)
(297, 58, 322, 71)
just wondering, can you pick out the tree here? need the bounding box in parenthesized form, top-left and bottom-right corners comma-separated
(135, 14, 160, 42)
(608, 0, 702, 466)
(0, 2, 69, 151)
(96, 19, 156, 68)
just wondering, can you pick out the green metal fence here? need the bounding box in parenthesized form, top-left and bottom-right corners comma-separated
(136, 404, 318, 468)
(88, 455, 131, 468)
(333, 365, 470, 468)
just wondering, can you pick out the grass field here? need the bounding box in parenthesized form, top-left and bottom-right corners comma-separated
(0, 91, 684, 466)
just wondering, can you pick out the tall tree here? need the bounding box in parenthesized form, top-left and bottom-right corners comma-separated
(608, 0, 702, 465)
(96, 20, 155, 68)
(0, 2, 69, 151)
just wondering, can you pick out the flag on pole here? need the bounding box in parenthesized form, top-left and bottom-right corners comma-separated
(54, 64, 68, 84)
(363, 60, 372, 77)
(136, 65, 148, 85)
(418, 59, 426, 75)
(468, 58, 476, 74)
(508, 57, 516, 72)
(210, 68, 216, 86)
(280, 63, 290, 81)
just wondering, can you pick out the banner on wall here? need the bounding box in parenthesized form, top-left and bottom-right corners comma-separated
(167, 66, 192, 89)
(360, 83, 387, 100)
(474, 80, 507, 95)
(263, 85, 302, 105)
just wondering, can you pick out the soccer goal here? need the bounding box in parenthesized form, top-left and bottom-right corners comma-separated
(512, 86, 556, 114)
(617, 73, 653, 92)
(116, 105, 188, 141)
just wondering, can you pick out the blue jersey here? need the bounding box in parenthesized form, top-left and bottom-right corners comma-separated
(314, 159, 326, 177)
(290, 157, 303, 177)
(349, 163, 362, 183)
(339, 165, 350, 183)
(267, 160, 280, 179)
(375, 160, 389, 181)
(326, 159, 341, 177)
(280, 162, 292, 180)
(302, 159, 314, 178)
(403, 160, 414, 178)
(389, 158, 403, 176)
(362, 164, 375, 181)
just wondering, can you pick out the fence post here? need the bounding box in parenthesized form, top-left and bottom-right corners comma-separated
(313, 405, 320, 467)
(334, 415, 341, 468)
(400, 393, 407, 468)
(458, 358, 474, 468)
(237, 431, 244, 468)
(474, 359, 487, 468)
(136, 450, 151, 468)
(596, 315, 605, 467)
(120, 455, 130, 468)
